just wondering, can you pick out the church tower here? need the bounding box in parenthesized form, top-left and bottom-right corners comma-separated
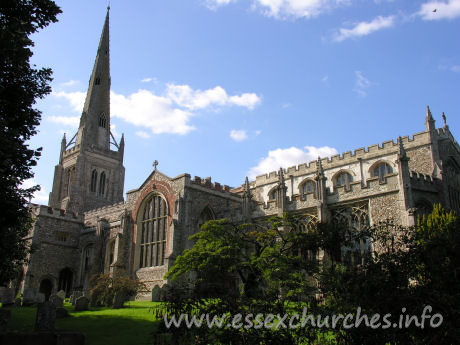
(48, 7, 125, 213)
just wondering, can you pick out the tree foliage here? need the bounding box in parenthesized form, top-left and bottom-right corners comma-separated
(162, 206, 459, 344)
(0, 0, 61, 284)
(89, 271, 146, 308)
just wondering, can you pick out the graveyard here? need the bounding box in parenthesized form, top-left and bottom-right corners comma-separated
(1, 300, 162, 345)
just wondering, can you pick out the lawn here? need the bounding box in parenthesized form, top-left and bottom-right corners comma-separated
(6, 301, 163, 345)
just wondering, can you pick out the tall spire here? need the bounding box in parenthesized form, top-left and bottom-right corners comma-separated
(76, 7, 111, 150)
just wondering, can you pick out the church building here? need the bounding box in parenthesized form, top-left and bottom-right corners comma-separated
(20, 8, 460, 301)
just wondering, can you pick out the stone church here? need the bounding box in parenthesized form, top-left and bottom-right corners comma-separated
(19, 9, 460, 301)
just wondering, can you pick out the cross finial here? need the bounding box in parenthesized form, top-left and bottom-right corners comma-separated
(153, 160, 159, 171)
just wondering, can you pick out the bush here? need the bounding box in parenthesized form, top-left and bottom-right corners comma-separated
(89, 271, 146, 308)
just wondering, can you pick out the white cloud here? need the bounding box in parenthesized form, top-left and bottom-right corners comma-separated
(230, 129, 248, 141)
(60, 80, 79, 87)
(206, 0, 236, 10)
(334, 15, 395, 42)
(253, 0, 349, 20)
(141, 77, 157, 83)
(248, 145, 338, 179)
(321, 75, 329, 83)
(353, 71, 375, 97)
(166, 84, 260, 110)
(21, 179, 49, 204)
(111, 89, 195, 135)
(136, 131, 151, 139)
(53, 82, 261, 136)
(451, 65, 460, 72)
(206, 0, 348, 19)
(418, 0, 460, 20)
(53, 91, 86, 112)
(48, 115, 80, 128)
(255, 130, 262, 136)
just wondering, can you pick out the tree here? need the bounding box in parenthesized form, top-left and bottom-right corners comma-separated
(163, 215, 349, 344)
(0, 0, 61, 285)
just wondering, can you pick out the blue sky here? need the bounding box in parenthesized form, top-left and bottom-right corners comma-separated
(26, 0, 460, 204)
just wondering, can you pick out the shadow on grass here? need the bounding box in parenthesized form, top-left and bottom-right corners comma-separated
(7, 303, 165, 345)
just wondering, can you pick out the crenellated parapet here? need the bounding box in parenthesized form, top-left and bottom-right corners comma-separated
(29, 204, 84, 223)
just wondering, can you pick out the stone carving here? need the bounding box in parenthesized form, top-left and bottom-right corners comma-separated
(35, 301, 56, 332)
(74, 296, 89, 311)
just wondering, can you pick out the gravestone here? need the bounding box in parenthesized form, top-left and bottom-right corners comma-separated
(36, 292, 45, 303)
(71, 291, 83, 306)
(112, 292, 125, 309)
(0, 309, 11, 333)
(14, 298, 21, 307)
(74, 296, 89, 311)
(151, 285, 161, 302)
(22, 289, 36, 306)
(56, 307, 69, 318)
(49, 295, 63, 308)
(35, 301, 56, 332)
(56, 290, 66, 300)
(0, 288, 15, 306)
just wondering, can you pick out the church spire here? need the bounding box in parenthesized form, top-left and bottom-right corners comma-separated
(76, 7, 111, 150)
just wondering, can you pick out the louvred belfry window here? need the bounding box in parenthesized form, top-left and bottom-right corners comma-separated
(139, 195, 168, 268)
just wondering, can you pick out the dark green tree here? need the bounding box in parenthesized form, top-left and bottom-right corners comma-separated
(0, 0, 61, 285)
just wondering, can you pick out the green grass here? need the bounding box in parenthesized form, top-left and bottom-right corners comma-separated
(6, 301, 163, 345)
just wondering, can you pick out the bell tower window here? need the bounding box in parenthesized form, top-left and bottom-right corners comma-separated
(99, 113, 107, 128)
(99, 171, 106, 196)
(90, 169, 98, 193)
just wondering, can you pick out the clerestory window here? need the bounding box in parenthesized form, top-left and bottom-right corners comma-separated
(373, 163, 393, 182)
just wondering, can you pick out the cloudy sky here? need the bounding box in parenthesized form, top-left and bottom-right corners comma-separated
(28, 0, 460, 204)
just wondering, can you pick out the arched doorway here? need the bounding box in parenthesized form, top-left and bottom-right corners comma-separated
(58, 268, 73, 297)
(39, 279, 53, 301)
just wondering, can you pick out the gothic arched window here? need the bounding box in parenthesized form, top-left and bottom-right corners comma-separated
(335, 172, 353, 188)
(139, 195, 168, 268)
(99, 171, 106, 195)
(99, 113, 107, 128)
(269, 189, 277, 201)
(300, 180, 316, 198)
(83, 245, 93, 272)
(90, 170, 98, 192)
(373, 163, 393, 182)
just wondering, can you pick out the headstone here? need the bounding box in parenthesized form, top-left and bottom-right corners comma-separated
(90, 293, 99, 307)
(36, 292, 45, 303)
(14, 298, 21, 307)
(0, 309, 11, 333)
(56, 307, 69, 318)
(49, 295, 63, 308)
(22, 289, 36, 306)
(35, 301, 56, 332)
(112, 292, 125, 309)
(151, 285, 161, 302)
(0, 288, 15, 306)
(71, 291, 83, 306)
(56, 290, 66, 300)
(160, 284, 171, 301)
(74, 296, 89, 311)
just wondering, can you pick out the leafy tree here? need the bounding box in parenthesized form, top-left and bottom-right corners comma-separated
(89, 271, 146, 308)
(0, 0, 61, 284)
(163, 215, 348, 344)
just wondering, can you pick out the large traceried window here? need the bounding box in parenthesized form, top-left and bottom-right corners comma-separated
(139, 195, 168, 268)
